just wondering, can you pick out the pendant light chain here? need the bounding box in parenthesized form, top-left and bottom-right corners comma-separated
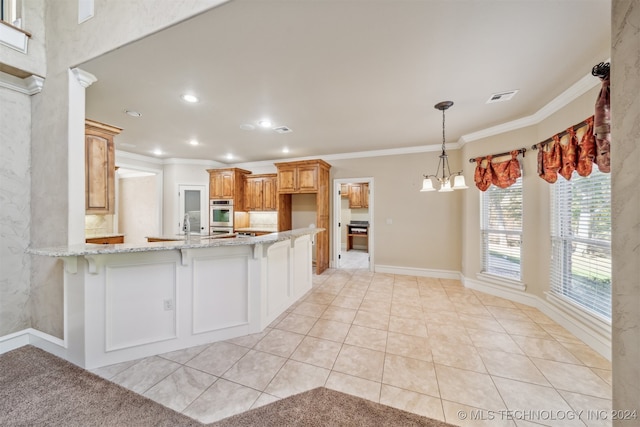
(420, 100, 468, 192)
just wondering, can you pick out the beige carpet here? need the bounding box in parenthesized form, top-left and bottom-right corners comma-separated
(0, 345, 456, 426)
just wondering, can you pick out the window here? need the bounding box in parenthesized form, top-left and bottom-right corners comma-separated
(550, 168, 611, 319)
(1, 0, 21, 27)
(481, 177, 523, 281)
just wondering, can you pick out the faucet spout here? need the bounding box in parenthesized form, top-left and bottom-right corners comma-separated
(183, 213, 191, 240)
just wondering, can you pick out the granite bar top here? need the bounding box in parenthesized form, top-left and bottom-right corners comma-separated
(85, 233, 126, 238)
(27, 228, 323, 257)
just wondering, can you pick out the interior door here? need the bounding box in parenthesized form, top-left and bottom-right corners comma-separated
(179, 185, 207, 234)
(333, 178, 373, 271)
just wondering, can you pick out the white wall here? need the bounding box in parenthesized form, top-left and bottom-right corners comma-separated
(118, 175, 159, 243)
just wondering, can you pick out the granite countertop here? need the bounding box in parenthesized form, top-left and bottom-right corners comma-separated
(85, 233, 125, 238)
(27, 228, 323, 257)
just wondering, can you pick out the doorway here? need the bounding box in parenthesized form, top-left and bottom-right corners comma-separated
(333, 178, 374, 271)
(116, 166, 163, 243)
(178, 185, 207, 235)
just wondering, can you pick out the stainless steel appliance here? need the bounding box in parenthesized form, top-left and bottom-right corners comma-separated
(210, 199, 233, 228)
(210, 226, 234, 236)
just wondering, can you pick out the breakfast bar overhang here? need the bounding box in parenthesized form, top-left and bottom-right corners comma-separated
(27, 229, 321, 369)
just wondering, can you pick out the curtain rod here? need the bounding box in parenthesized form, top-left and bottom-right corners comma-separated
(468, 148, 527, 163)
(531, 116, 593, 150)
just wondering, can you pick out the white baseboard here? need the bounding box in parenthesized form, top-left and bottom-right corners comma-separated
(0, 328, 66, 357)
(374, 264, 462, 280)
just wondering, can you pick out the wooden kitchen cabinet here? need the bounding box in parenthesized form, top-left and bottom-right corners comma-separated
(275, 159, 330, 194)
(85, 119, 122, 214)
(207, 168, 251, 209)
(275, 159, 331, 275)
(244, 174, 277, 211)
(86, 235, 124, 244)
(340, 184, 349, 198)
(348, 183, 369, 209)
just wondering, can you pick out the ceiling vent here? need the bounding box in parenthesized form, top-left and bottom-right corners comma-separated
(273, 126, 292, 134)
(486, 90, 519, 104)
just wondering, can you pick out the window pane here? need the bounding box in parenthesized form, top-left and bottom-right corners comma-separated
(481, 177, 522, 280)
(550, 168, 611, 319)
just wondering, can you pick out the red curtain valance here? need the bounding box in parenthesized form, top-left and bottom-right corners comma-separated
(474, 150, 522, 191)
(537, 72, 610, 183)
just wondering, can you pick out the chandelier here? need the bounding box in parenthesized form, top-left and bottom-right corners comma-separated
(420, 101, 468, 192)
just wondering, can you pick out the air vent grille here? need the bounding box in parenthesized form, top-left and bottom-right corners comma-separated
(486, 90, 519, 103)
(274, 126, 292, 134)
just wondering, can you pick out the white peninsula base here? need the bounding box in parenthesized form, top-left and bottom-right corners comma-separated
(28, 230, 318, 369)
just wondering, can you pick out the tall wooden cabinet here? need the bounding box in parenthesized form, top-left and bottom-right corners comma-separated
(206, 168, 251, 210)
(275, 159, 331, 275)
(85, 119, 122, 214)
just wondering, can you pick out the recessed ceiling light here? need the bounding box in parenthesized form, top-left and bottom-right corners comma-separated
(258, 119, 272, 128)
(124, 110, 142, 117)
(181, 94, 199, 103)
(189, 139, 199, 146)
(226, 153, 233, 160)
(153, 149, 163, 156)
(282, 147, 290, 153)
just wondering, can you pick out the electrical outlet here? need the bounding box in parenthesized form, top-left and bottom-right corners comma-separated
(163, 299, 174, 310)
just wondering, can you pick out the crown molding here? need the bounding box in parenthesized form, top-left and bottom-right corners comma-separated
(460, 70, 602, 144)
(0, 71, 44, 95)
(71, 67, 97, 88)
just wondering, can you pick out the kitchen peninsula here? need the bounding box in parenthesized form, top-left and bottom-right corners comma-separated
(27, 228, 321, 369)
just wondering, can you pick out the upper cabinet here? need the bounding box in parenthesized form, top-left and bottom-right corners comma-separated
(348, 183, 369, 209)
(85, 119, 122, 214)
(244, 174, 277, 211)
(275, 159, 331, 194)
(207, 168, 251, 209)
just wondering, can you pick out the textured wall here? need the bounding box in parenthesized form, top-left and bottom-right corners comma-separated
(611, 0, 640, 420)
(26, 0, 228, 338)
(0, 87, 32, 335)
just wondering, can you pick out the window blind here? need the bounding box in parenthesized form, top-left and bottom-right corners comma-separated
(481, 177, 523, 280)
(550, 167, 611, 319)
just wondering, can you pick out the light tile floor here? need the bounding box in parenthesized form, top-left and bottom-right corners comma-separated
(92, 269, 612, 426)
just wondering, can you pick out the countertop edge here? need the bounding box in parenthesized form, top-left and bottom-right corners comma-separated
(27, 228, 323, 257)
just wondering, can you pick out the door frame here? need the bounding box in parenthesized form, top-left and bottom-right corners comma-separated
(333, 177, 374, 271)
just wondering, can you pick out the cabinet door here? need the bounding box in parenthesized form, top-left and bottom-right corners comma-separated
(297, 164, 318, 192)
(263, 176, 277, 210)
(362, 183, 369, 208)
(209, 173, 222, 198)
(340, 184, 349, 198)
(277, 166, 297, 193)
(220, 172, 235, 198)
(348, 184, 363, 208)
(85, 133, 115, 213)
(209, 171, 234, 199)
(251, 178, 264, 210)
(244, 177, 256, 211)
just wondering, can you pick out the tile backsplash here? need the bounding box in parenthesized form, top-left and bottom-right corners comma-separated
(249, 211, 278, 230)
(85, 214, 114, 237)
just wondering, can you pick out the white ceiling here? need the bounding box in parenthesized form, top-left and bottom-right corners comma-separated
(81, 0, 610, 165)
